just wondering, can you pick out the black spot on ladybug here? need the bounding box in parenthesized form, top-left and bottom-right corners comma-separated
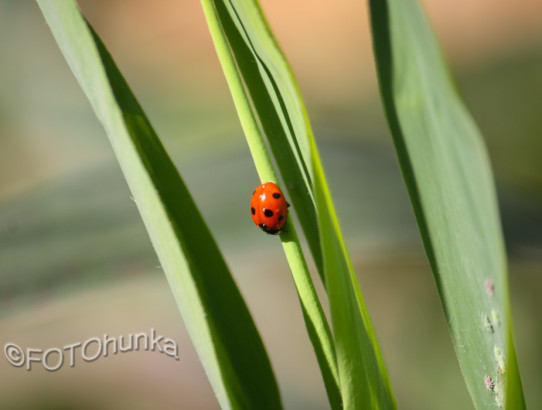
(273, 192, 281, 199)
(251, 207, 256, 215)
(263, 209, 274, 217)
(279, 215, 284, 221)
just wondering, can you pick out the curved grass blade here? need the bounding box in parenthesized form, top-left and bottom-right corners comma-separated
(201, 1, 341, 408)
(36, 1, 282, 408)
(202, 0, 396, 408)
(369, 0, 525, 408)
(311, 138, 396, 409)
(205, 0, 324, 284)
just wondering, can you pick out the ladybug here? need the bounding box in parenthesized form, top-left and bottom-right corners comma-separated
(250, 182, 290, 235)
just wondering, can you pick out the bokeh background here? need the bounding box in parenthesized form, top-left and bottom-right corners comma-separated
(1, 1, 541, 408)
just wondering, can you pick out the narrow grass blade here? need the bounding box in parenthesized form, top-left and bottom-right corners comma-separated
(311, 138, 396, 409)
(201, 1, 341, 408)
(202, 0, 396, 408)
(204, 0, 324, 283)
(369, 0, 525, 408)
(36, 1, 282, 408)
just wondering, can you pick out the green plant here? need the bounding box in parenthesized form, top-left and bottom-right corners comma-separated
(36, 0, 525, 409)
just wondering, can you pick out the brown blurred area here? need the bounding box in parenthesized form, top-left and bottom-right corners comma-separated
(79, 0, 542, 104)
(1, 1, 541, 409)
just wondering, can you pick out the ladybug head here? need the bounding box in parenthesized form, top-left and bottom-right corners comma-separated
(258, 223, 281, 235)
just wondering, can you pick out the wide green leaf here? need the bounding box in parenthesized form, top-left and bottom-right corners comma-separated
(202, 0, 396, 408)
(369, 0, 525, 408)
(36, 1, 281, 408)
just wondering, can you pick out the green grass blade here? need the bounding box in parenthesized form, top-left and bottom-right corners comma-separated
(311, 139, 397, 409)
(201, 1, 341, 408)
(282, 223, 342, 410)
(36, 1, 282, 408)
(369, 0, 525, 408)
(204, 0, 324, 284)
(202, 0, 396, 408)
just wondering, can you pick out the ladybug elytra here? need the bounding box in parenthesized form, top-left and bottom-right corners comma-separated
(250, 182, 289, 235)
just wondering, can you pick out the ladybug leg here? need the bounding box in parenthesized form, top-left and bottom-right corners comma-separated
(286, 202, 291, 208)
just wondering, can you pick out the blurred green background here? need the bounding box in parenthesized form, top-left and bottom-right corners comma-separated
(1, 1, 541, 409)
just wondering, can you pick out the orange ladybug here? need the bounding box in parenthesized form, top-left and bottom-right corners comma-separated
(250, 182, 289, 235)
